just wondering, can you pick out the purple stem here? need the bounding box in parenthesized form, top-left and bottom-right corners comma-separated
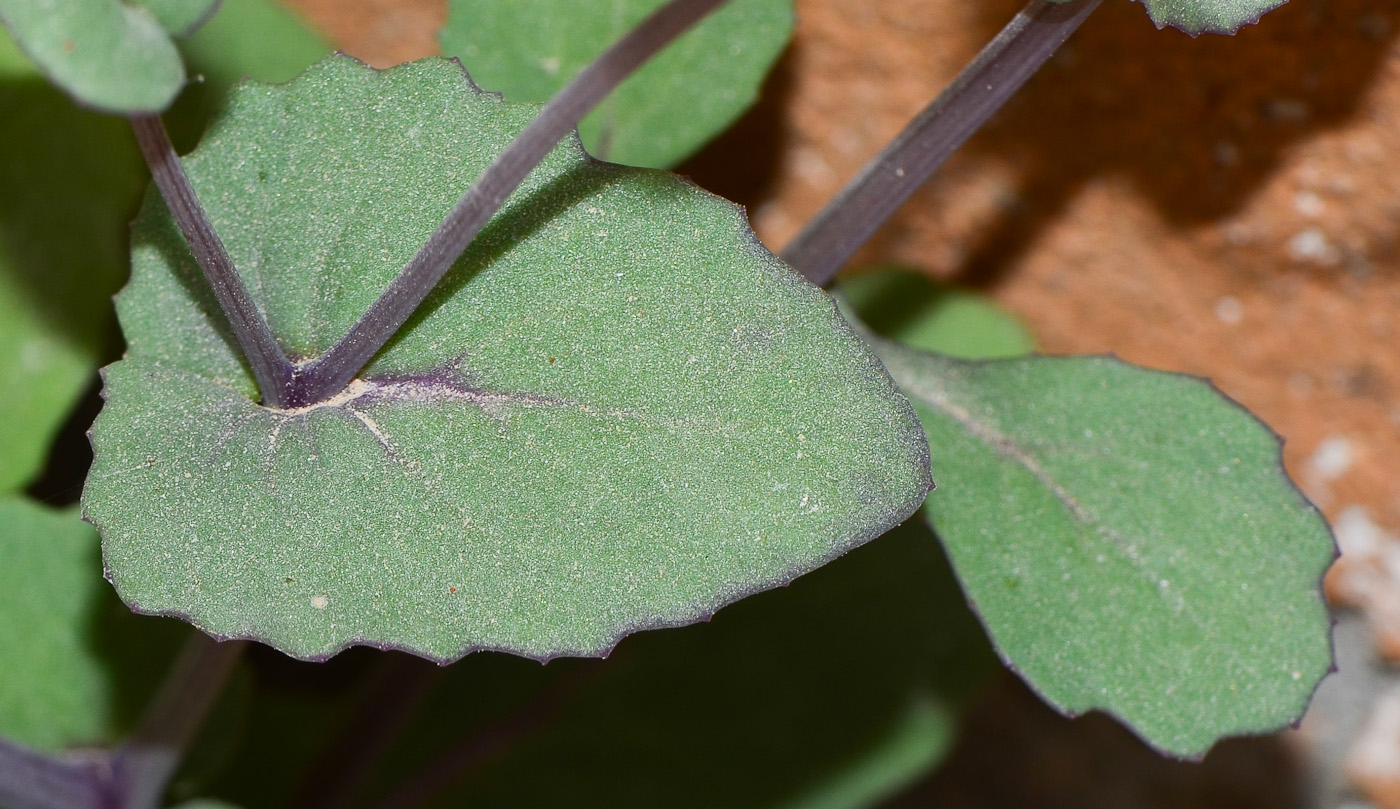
(779, 0, 1103, 287)
(110, 635, 247, 809)
(130, 116, 296, 407)
(0, 739, 108, 809)
(371, 665, 598, 809)
(286, 656, 441, 809)
(0, 635, 244, 809)
(284, 0, 733, 408)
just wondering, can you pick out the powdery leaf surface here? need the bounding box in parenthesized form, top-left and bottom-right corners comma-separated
(84, 55, 930, 663)
(1134, 0, 1287, 35)
(440, 0, 792, 168)
(871, 339, 1335, 757)
(0, 0, 217, 112)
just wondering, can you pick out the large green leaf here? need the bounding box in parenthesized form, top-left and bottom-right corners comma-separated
(0, 497, 183, 751)
(84, 55, 930, 663)
(0, 60, 145, 494)
(870, 339, 1334, 757)
(0, 0, 217, 113)
(440, 0, 792, 168)
(1135, 0, 1286, 35)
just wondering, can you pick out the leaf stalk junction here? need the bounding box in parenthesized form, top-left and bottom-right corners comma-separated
(130, 0, 732, 411)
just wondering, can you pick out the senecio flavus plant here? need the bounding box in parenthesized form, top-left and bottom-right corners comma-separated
(0, 0, 1334, 806)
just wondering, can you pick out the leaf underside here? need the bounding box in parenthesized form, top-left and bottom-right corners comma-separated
(1136, 0, 1287, 35)
(439, 0, 792, 168)
(871, 338, 1334, 757)
(84, 55, 930, 663)
(0, 0, 217, 112)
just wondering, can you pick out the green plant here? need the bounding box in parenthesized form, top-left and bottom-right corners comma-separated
(0, 0, 1334, 806)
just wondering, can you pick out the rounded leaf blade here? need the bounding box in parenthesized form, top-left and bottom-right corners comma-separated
(872, 340, 1335, 757)
(84, 55, 930, 663)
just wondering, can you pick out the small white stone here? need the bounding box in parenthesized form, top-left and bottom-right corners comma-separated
(1293, 190, 1325, 217)
(1214, 296, 1243, 325)
(1288, 227, 1341, 265)
(1309, 436, 1353, 481)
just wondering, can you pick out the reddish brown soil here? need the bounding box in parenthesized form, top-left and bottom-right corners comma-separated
(282, 0, 1400, 801)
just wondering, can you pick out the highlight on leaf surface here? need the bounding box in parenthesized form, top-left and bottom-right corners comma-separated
(869, 337, 1335, 757)
(0, 0, 218, 112)
(84, 54, 931, 664)
(1134, 0, 1287, 35)
(440, 0, 792, 168)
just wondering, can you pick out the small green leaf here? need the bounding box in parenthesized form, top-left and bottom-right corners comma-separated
(0, 497, 183, 751)
(1135, 0, 1286, 35)
(871, 340, 1335, 757)
(0, 0, 207, 112)
(85, 55, 930, 663)
(180, 0, 328, 91)
(440, 0, 792, 168)
(0, 62, 146, 493)
(837, 268, 1034, 359)
(133, 0, 222, 37)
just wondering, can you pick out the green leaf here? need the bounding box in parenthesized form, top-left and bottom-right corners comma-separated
(361, 518, 994, 809)
(837, 268, 1034, 359)
(163, 0, 330, 151)
(1135, 0, 1286, 35)
(84, 55, 930, 663)
(180, 0, 328, 91)
(870, 340, 1335, 757)
(133, 0, 222, 37)
(0, 0, 210, 113)
(0, 19, 29, 76)
(439, 0, 792, 168)
(0, 62, 146, 493)
(0, 497, 184, 751)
